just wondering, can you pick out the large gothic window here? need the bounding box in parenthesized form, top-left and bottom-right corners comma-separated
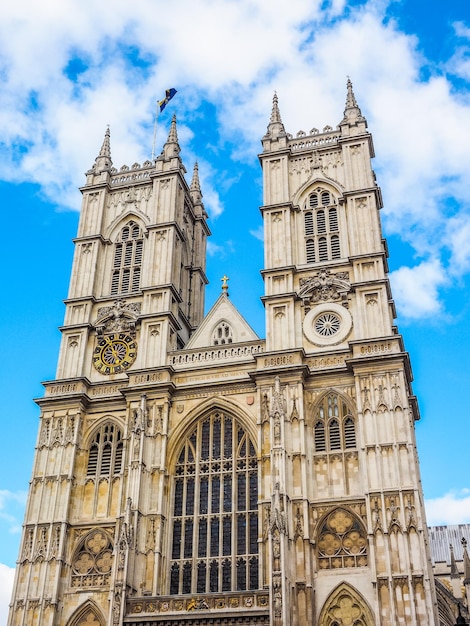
(111, 221, 143, 295)
(82, 422, 124, 519)
(304, 188, 341, 263)
(170, 411, 259, 595)
(314, 394, 356, 453)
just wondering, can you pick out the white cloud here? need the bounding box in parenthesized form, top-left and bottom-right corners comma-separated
(207, 241, 223, 257)
(0, 563, 15, 624)
(426, 489, 470, 526)
(0, 1, 470, 318)
(389, 261, 447, 319)
(447, 215, 470, 274)
(250, 225, 264, 242)
(0, 490, 27, 535)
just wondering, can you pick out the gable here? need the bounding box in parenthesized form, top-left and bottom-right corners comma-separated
(185, 294, 259, 349)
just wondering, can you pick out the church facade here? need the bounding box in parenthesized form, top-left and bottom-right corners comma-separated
(9, 82, 466, 625)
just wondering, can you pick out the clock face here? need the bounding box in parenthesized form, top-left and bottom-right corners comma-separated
(93, 333, 137, 374)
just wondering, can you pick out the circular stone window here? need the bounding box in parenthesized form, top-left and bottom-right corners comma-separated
(303, 302, 352, 346)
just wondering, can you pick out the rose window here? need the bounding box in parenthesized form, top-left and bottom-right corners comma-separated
(314, 312, 341, 336)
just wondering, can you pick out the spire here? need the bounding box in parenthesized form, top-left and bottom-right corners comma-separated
(190, 161, 203, 204)
(270, 92, 283, 124)
(463, 537, 470, 584)
(345, 77, 359, 109)
(161, 114, 181, 160)
(263, 92, 286, 141)
(93, 126, 113, 173)
(341, 77, 365, 125)
(168, 113, 179, 144)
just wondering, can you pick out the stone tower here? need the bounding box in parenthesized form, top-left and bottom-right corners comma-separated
(9, 83, 439, 626)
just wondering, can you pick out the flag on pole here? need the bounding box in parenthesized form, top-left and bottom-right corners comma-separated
(158, 88, 177, 113)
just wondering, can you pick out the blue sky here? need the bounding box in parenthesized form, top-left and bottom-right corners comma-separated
(1, 0, 470, 618)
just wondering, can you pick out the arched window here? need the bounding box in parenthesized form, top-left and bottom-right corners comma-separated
(87, 423, 123, 478)
(319, 583, 374, 625)
(111, 221, 143, 295)
(313, 394, 356, 452)
(304, 211, 314, 235)
(212, 322, 234, 345)
(317, 508, 367, 569)
(304, 188, 341, 263)
(306, 239, 315, 263)
(170, 411, 258, 595)
(71, 530, 114, 588)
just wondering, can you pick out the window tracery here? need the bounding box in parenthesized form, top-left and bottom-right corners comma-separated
(71, 530, 114, 588)
(317, 509, 368, 570)
(304, 188, 341, 263)
(87, 423, 123, 478)
(314, 394, 356, 452)
(212, 322, 234, 345)
(170, 411, 258, 595)
(319, 583, 374, 625)
(111, 220, 143, 295)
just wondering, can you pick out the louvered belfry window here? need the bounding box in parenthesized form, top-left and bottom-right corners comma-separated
(170, 411, 259, 595)
(314, 394, 356, 452)
(111, 221, 143, 295)
(304, 188, 341, 263)
(86, 423, 123, 478)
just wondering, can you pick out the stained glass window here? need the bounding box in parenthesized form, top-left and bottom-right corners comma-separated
(169, 412, 258, 594)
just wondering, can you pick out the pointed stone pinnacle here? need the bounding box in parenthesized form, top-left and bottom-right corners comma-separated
(450, 544, 459, 578)
(345, 77, 359, 109)
(190, 161, 203, 204)
(161, 113, 180, 160)
(341, 77, 365, 125)
(264, 91, 286, 140)
(270, 92, 282, 124)
(190, 162, 202, 194)
(168, 113, 178, 144)
(93, 126, 113, 172)
(463, 537, 470, 584)
(99, 126, 111, 158)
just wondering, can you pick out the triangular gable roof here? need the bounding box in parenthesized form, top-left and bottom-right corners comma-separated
(185, 293, 259, 349)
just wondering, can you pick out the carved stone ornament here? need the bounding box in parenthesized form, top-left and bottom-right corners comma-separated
(298, 268, 351, 312)
(94, 300, 141, 336)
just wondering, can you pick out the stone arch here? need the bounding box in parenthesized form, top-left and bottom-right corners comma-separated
(318, 582, 375, 626)
(66, 599, 106, 626)
(166, 401, 259, 595)
(105, 210, 149, 241)
(70, 528, 114, 590)
(316, 506, 368, 570)
(166, 396, 258, 469)
(210, 318, 235, 345)
(82, 415, 125, 449)
(309, 389, 357, 451)
(293, 176, 345, 208)
(309, 388, 356, 426)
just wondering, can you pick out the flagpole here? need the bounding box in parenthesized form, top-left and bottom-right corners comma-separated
(152, 89, 177, 160)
